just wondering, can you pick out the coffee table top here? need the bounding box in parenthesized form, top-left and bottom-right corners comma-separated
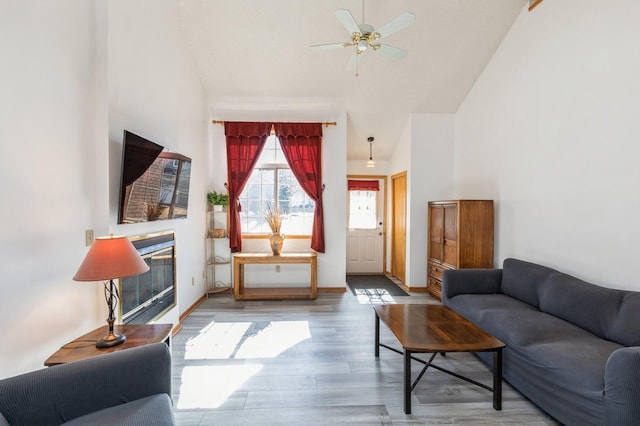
(374, 304, 504, 353)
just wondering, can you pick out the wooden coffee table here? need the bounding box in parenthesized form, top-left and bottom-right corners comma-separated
(374, 304, 505, 414)
(44, 323, 173, 366)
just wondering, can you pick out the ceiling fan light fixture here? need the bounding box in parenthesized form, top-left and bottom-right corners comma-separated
(309, 7, 415, 75)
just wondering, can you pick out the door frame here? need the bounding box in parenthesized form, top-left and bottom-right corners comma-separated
(346, 174, 388, 275)
(391, 171, 407, 283)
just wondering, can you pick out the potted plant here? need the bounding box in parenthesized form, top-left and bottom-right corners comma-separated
(265, 204, 284, 255)
(207, 190, 228, 211)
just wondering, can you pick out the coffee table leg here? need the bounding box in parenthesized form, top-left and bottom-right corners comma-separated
(404, 350, 412, 414)
(374, 313, 380, 357)
(493, 348, 503, 410)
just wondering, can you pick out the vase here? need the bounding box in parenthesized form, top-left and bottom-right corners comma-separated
(269, 233, 284, 256)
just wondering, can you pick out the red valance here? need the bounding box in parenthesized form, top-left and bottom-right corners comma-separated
(348, 179, 379, 191)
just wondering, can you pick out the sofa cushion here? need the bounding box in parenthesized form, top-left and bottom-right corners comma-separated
(447, 293, 539, 332)
(539, 270, 624, 343)
(500, 258, 555, 308)
(523, 334, 622, 392)
(63, 394, 175, 426)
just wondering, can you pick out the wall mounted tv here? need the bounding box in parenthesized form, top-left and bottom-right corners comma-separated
(118, 130, 192, 224)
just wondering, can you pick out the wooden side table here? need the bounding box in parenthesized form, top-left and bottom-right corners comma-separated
(233, 252, 317, 300)
(44, 323, 173, 366)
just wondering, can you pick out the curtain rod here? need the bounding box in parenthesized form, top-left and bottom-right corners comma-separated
(212, 120, 337, 127)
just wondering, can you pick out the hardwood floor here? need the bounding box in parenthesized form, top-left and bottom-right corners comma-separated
(171, 288, 559, 425)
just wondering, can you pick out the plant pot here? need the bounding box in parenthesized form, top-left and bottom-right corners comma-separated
(269, 233, 284, 256)
(213, 205, 225, 212)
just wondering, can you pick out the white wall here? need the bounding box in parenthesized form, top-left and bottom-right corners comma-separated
(0, 1, 105, 377)
(408, 114, 455, 288)
(347, 160, 390, 176)
(455, 0, 640, 289)
(0, 0, 209, 378)
(388, 114, 455, 289)
(108, 0, 210, 321)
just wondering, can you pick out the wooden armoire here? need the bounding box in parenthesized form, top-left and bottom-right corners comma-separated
(427, 200, 494, 301)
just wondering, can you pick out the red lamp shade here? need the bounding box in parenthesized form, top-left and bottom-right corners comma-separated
(73, 235, 149, 281)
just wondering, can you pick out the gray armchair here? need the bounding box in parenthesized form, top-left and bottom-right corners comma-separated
(0, 342, 175, 426)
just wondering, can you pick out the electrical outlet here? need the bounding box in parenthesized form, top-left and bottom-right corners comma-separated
(85, 229, 94, 246)
(192, 276, 195, 286)
(275, 265, 280, 272)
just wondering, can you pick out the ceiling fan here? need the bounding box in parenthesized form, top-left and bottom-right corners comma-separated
(310, 3, 415, 76)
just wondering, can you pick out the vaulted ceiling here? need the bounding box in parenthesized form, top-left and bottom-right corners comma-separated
(179, 0, 526, 162)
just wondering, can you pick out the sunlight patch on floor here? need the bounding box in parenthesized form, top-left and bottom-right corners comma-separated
(235, 321, 311, 358)
(185, 320, 311, 360)
(355, 288, 397, 304)
(185, 321, 251, 360)
(176, 364, 262, 409)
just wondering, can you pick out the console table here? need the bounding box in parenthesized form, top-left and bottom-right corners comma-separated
(44, 323, 173, 366)
(233, 252, 317, 300)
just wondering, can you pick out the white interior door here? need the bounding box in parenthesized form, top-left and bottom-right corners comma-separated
(346, 178, 384, 274)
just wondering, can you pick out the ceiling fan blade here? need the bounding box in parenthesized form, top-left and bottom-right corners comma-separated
(377, 44, 408, 59)
(310, 42, 346, 50)
(375, 12, 416, 39)
(346, 52, 359, 71)
(335, 9, 361, 35)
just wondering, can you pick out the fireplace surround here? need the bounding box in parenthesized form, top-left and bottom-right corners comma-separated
(119, 231, 176, 324)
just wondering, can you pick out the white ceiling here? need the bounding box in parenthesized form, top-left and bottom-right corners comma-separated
(179, 0, 526, 162)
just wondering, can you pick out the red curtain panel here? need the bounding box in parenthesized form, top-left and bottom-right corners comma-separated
(274, 122, 325, 253)
(224, 122, 272, 252)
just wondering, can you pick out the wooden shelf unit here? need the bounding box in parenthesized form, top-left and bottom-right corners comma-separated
(233, 252, 318, 300)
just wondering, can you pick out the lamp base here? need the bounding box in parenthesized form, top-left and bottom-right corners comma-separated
(96, 332, 126, 348)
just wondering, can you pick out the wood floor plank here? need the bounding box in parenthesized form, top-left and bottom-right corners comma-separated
(171, 289, 559, 425)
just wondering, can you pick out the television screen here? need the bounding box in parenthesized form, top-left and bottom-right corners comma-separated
(118, 130, 192, 224)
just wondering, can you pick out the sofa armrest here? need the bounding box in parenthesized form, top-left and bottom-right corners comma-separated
(0, 342, 171, 425)
(604, 346, 640, 425)
(441, 268, 502, 305)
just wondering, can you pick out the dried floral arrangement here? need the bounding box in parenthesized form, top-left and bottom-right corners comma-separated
(145, 200, 164, 221)
(264, 204, 283, 234)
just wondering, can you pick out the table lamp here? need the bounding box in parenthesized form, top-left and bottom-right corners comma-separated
(73, 234, 149, 348)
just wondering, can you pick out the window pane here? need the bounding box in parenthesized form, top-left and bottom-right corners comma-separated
(349, 190, 377, 229)
(240, 169, 271, 233)
(238, 136, 314, 235)
(278, 169, 314, 235)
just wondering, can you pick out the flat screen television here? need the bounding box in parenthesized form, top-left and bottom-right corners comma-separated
(118, 130, 192, 224)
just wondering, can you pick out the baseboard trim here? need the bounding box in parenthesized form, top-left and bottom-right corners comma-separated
(175, 294, 207, 335)
(319, 287, 347, 293)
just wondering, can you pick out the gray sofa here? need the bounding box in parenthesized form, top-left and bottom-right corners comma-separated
(0, 342, 175, 426)
(442, 258, 640, 426)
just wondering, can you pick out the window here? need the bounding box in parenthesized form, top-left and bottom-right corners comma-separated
(239, 135, 315, 235)
(348, 190, 377, 229)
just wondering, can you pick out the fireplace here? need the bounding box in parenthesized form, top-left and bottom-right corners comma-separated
(119, 231, 176, 324)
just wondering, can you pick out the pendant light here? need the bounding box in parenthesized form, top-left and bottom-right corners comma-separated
(367, 136, 375, 168)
